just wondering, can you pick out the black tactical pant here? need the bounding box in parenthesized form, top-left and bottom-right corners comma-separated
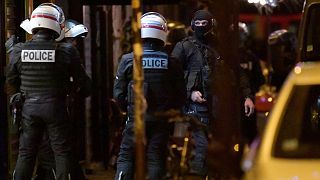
(187, 103, 210, 177)
(14, 95, 72, 180)
(35, 133, 86, 180)
(190, 124, 208, 176)
(115, 119, 169, 180)
(34, 99, 86, 180)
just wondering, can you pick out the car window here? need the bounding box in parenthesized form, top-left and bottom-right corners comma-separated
(273, 85, 320, 158)
(302, 4, 320, 61)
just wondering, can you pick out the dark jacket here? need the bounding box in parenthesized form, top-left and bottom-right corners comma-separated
(6, 31, 91, 98)
(172, 36, 254, 117)
(113, 44, 186, 120)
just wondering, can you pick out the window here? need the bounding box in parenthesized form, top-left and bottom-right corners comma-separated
(273, 85, 320, 158)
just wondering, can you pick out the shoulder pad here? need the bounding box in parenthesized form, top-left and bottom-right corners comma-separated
(11, 42, 24, 54)
(121, 52, 134, 60)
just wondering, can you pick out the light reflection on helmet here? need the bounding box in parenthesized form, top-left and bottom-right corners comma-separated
(141, 12, 168, 43)
(64, 19, 88, 38)
(29, 3, 65, 38)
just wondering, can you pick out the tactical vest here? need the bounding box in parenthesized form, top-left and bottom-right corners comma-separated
(127, 50, 172, 116)
(181, 37, 220, 100)
(20, 41, 70, 95)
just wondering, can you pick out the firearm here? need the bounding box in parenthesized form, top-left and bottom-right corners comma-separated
(9, 93, 24, 127)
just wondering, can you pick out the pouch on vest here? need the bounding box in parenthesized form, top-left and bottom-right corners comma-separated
(127, 81, 148, 105)
(185, 70, 200, 98)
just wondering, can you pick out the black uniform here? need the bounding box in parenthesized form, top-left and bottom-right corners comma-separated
(239, 48, 265, 143)
(172, 35, 254, 176)
(172, 35, 219, 176)
(113, 42, 186, 180)
(6, 30, 91, 180)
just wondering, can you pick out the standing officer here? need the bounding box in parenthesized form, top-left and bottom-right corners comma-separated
(113, 12, 186, 180)
(268, 29, 297, 91)
(238, 22, 265, 144)
(172, 10, 255, 177)
(35, 19, 90, 180)
(6, 3, 91, 180)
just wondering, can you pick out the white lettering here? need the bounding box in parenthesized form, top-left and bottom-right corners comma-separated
(142, 58, 168, 69)
(21, 50, 55, 62)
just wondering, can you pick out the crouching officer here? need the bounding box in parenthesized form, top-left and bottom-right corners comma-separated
(6, 3, 91, 180)
(114, 12, 186, 180)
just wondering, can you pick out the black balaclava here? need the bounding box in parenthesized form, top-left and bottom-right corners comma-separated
(192, 10, 214, 40)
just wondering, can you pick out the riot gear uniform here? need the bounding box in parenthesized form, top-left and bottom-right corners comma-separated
(113, 12, 186, 180)
(238, 22, 264, 143)
(172, 10, 218, 177)
(172, 10, 254, 177)
(172, 34, 219, 176)
(34, 19, 90, 180)
(6, 3, 91, 180)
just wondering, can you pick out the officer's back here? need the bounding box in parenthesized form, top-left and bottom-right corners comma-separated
(9, 35, 81, 98)
(113, 12, 186, 180)
(5, 3, 91, 180)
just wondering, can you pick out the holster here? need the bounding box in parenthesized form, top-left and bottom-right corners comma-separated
(9, 92, 25, 126)
(185, 102, 210, 125)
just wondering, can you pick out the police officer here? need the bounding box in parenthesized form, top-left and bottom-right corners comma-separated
(34, 19, 90, 180)
(268, 29, 297, 90)
(239, 22, 265, 94)
(238, 22, 265, 144)
(113, 12, 186, 180)
(172, 10, 255, 177)
(6, 3, 91, 180)
(57, 19, 88, 47)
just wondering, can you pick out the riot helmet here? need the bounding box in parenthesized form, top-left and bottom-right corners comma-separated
(141, 12, 168, 44)
(64, 19, 88, 38)
(268, 29, 297, 89)
(191, 10, 216, 39)
(56, 19, 88, 42)
(29, 3, 65, 38)
(268, 29, 297, 73)
(238, 22, 249, 48)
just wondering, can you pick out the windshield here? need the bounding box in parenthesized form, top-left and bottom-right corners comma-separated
(273, 85, 320, 158)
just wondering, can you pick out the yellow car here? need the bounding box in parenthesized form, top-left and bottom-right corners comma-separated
(242, 62, 320, 180)
(242, 1, 320, 179)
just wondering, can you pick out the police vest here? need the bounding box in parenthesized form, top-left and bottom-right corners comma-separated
(20, 41, 70, 94)
(127, 50, 173, 113)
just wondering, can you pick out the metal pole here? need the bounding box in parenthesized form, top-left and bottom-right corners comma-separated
(131, 0, 146, 179)
(5, 0, 18, 177)
(208, 0, 241, 178)
(0, 0, 7, 178)
(25, 0, 33, 40)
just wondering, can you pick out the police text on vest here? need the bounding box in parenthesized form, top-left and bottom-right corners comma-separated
(21, 50, 55, 62)
(142, 57, 168, 69)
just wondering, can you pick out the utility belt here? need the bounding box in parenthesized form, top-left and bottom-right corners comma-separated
(185, 102, 210, 125)
(21, 90, 67, 101)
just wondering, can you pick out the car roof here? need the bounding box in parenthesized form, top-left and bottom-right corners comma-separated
(288, 62, 320, 85)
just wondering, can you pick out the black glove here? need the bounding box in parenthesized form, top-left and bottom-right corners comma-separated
(5, 35, 20, 54)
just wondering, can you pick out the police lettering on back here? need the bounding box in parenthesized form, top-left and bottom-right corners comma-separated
(142, 57, 168, 69)
(21, 50, 55, 62)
